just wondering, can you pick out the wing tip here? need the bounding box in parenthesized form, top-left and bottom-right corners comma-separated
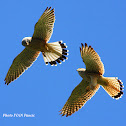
(85, 43, 87, 47)
(81, 43, 84, 47)
(4, 79, 11, 85)
(45, 7, 55, 12)
(81, 43, 93, 49)
(81, 43, 89, 49)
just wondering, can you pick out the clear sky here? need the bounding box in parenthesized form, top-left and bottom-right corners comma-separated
(0, 0, 126, 126)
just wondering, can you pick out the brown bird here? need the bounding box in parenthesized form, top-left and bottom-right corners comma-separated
(5, 7, 68, 85)
(60, 43, 123, 117)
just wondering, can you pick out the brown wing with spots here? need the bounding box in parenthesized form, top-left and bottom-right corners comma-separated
(59, 79, 100, 117)
(5, 48, 40, 85)
(80, 43, 104, 75)
(32, 7, 55, 42)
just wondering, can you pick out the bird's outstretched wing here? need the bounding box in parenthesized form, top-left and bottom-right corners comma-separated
(59, 79, 100, 117)
(5, 48, 40, 85)
(80, 43, 104, 75)
(32, 7, 55, 42)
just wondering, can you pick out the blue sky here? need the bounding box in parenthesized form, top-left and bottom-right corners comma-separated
(0, 0, 126, 125)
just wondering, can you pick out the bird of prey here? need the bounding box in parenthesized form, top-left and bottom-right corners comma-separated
(60, 43, 123, 117)
(4, 7, 68, 85)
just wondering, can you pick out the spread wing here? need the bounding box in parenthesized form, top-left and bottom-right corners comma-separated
(59, 79, 100, 117)
(32, 7, 55, 42)
(80, 43, 104, 75)
(5, 48, 40, 85)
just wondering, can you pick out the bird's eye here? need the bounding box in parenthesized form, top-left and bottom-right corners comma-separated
(22, 40, 26, 46)
(22, 40, 29, 46)
(26, 39, 30, 43)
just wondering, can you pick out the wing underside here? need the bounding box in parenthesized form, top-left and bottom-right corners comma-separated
(80, 43, 104, 75)
(5, 48, 40, 85)
(32, 7, 55, 42)
(60, 79, 100, 117)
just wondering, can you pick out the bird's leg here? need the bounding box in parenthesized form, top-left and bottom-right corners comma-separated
(42, 52, 46, 57)
(45, 44, 52, 52)
(86, 86, 90, 91)
(45, 44, 49, 51)
(89, 85, 95, 90)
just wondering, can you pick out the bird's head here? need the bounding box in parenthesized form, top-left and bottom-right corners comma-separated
(77, 68, 86, 72)
(22, 37, 32, 47)
(77, 68, 86, 78)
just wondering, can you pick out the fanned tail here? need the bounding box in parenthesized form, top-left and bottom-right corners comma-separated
(42, 41, 68, 66)
(100, 77, 124, 99)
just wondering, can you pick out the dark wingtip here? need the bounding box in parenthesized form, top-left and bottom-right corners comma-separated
(89, 45, 91, 48)
(49, 7, 51, 10)
(80, 47, 81, 53)
(81, 43, 84, 47)
(85, 43, 87, 47)
(4, 79, 8, 85)
(45, 7, 54, 12)
(45, 7, 48, 11)
(5, 81, 9, 85)
(52, 8, 55, 11)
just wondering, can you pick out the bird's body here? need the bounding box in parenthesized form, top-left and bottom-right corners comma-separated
(22, 37, 46, 51)
(29, 38, 46, 51)
(5, 7, 68, 85)
(77, 69, 99, 89)
(60, 43, 123, 117)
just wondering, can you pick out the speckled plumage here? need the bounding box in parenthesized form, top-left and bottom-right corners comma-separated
(60, 43, 123, 117)
(5, 7, 68, 85)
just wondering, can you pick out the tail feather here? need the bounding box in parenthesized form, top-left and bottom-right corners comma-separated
(100, 77, 123, 99)
(42, 41, 68, 66)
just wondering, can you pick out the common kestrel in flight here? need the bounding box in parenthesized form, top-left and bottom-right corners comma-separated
(60, 43, 123, 117)
(4, 7, 68, 85)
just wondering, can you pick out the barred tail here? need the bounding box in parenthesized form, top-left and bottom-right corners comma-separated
(42, 41, 68, 66)
(99, 77, 123, 99)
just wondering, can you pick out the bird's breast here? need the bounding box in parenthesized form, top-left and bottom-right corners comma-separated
(84, 73, 100, 87)
(28, 38, 46, 51)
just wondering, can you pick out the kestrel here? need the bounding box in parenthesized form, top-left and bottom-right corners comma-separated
(60, 43, 123, 117)
(4, 7, 68, 85)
